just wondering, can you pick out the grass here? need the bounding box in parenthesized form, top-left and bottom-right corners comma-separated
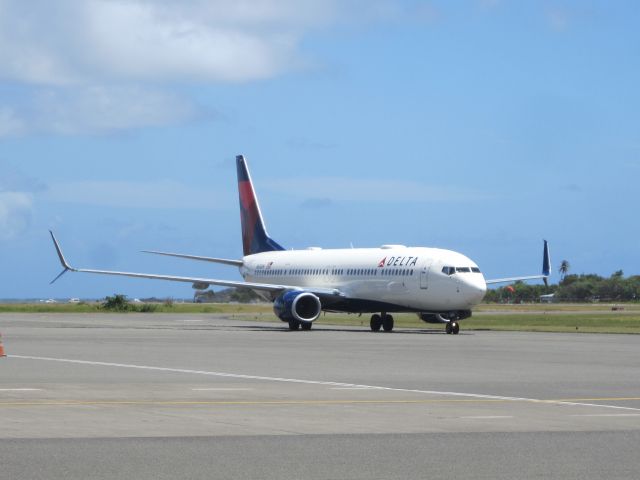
(2, 302, 640, 334)
(0, 302, 273, 315)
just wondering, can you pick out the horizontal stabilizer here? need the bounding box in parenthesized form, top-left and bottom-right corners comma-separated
(485, 274, 548, 285)
(142, 250, 243, 267)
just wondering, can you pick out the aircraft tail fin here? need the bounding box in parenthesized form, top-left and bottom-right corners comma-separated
(542, 239, 551, 286)
(236, 155, 285, 256)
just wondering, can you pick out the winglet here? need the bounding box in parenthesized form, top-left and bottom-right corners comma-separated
(542, 239, 551, 286)
(49, 230, 75, 284)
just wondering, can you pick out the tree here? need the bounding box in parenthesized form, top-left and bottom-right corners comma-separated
(559, 260, 571, 281)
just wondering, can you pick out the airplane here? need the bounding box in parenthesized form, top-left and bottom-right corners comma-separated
(50, 155, 550, 334)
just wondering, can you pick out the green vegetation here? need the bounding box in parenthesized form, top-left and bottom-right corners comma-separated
(0, 300, 273, 315)
(485, 271, 640, 303)
(101, 294, 131, 311)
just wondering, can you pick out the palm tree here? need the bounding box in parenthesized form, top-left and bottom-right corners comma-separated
(559, 260, 570, 281)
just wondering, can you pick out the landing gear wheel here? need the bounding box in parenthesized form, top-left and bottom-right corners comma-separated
(382, 314, 394, 332)
(451, 322, 460, 335)
(445, 322, 452, 334)
(288, 320, 300, 331)
(301, 322, 312, 331)
(370, 314, 382, 332)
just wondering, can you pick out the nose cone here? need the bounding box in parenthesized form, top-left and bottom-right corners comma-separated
(462, 275, 487, 305)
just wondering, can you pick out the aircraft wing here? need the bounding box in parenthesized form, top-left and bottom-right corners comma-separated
(49, 231, 344, 297)
(485, 240, 551, 286)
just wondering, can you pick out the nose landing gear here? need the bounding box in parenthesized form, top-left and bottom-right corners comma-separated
(445, 321, 460, 335)
(370, 313, 394, 332)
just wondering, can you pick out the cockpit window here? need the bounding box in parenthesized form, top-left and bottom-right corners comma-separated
(456, 267, 471, 273)
(442, 266, 455, 275)
(471, 267, 481, 273)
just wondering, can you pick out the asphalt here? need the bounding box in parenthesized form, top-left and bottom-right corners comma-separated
(1, 313, 639, 479)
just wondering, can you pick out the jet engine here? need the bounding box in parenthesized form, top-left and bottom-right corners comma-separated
(419, 310, 472, 324)
(273, 290, 322, 323)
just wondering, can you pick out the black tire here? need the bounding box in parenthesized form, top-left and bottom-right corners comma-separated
(301, 322, 312, 331)
(382, 314, 394, 332)
(288, 320, 300, 331)
(370, 314, 382, 332)
(451, 322, 460, 335)
(445, 322, 452, 334)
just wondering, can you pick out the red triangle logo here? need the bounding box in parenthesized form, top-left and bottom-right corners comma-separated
(378, 257, 386, 268)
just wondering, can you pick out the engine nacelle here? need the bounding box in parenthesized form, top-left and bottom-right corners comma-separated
(419, 310, 472, 324)
(273, 290, 322, 323)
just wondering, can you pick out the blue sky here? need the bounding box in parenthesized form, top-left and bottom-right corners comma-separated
(1, 0, 638, 299)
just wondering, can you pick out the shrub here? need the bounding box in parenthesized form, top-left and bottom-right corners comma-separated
(101, 294, 130, 311)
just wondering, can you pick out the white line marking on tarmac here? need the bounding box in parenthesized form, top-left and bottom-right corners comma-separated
(331, 387, 375, 390)
(191, 388, 253, 391)
(570, 414, 640, 417)
(462, 416, 514, 419)
(0, 388, 42, 392)
(9, 355, 640, 413)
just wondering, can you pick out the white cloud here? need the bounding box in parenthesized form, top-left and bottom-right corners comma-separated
(31, 86, 199, 134)
(0, 0, 348, 86)
(0, 0, 405, 135)
(0, 192, 33, 241)
(0, 86, 199, 136)
(44, 179, 227, 210)
(263, 177, 491, 203)
(0, 0, 382, 135)
(547, 8, 569, 32)
(0, 107, 25, 137)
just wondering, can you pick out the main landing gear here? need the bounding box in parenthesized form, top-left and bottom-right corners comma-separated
(370, 313, 394, 332)
(288, 320, 313, 331)
(445, 321, 460, 335)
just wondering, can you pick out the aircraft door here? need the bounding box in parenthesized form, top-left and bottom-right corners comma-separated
(420, 264, 431, 289)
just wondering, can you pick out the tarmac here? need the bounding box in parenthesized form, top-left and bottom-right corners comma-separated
(1, 313, 639, 479)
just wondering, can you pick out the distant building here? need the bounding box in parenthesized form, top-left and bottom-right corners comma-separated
(540, 293, 556, 303)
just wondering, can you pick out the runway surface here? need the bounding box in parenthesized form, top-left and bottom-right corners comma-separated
(1, 313, 639, 479)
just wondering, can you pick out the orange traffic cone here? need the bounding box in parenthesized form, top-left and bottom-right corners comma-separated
(0, 333, 6, 357)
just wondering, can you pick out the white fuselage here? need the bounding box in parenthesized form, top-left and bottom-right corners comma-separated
(241, 245, 487, 313)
